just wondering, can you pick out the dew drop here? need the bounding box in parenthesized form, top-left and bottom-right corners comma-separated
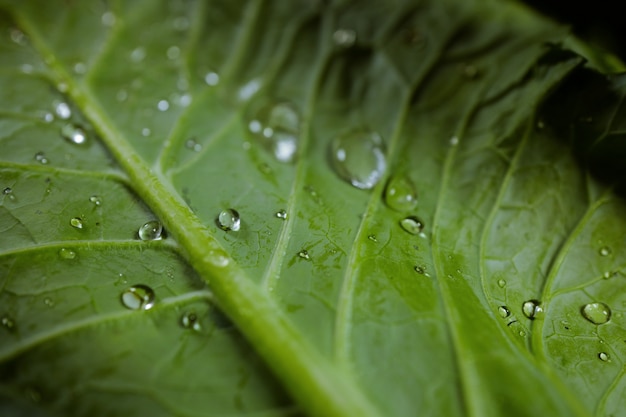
(166, 45, 180, 60)
(449, 136, 459, 146)
(498, 306, 511, 318)
(43, 297, 54, 307)
(599, 246, 611, 257)
(116, 89, 128, 102)
(157, 99, 170, 111)
(333, 28, 356, 47)
(10, 28, 27, 45)
(20, 64, 33, 74)
(205, 249, 230, 267)
(217, 209, 240, 231)
(399, 216, 424, 235)
(180, 312, 201, 331)
(42, 112, 54, 123)
(130, 47, 146, 62)
(138, 220, 163, 241)
(69, 217, 83, 229)
(34, 152, 48, 164)
(414, 265, 426, 274)
(141, 127, 151, 137)
(581, 302, 611, 325)
(73, 62, 87, 75)
(185, 138, 202, 152)
(247, 101, 300, 163)
(55, 102, 71, 119)
(536, 120, 545, 130)
(298, 249, 310, 260)
(497, 279, 506, 288)
(89, 195, 102, 206)
(1, 315, 16, 332)
(204, 71, 219, 86)
(120, 284, 155, 310)
(330, 129, 386, 190)
(522, 299, 542, 320)
(178, 93, 191, 107)
(101, 11, 116, 27)
(173, 16, 190, 31)
(61, 123, 87, 145)
(275, 209, 287, 219)
(59, 248, 77, 260)
(598, 352, 610, 362)
(368, 234, 378, 242)
(3, 187, 12, 195)
(384, 175, 418, 212)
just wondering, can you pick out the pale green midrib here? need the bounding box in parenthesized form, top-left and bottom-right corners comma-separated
(0, 239, 177, 259)
(14, 10, 383, 417)
(0, 290, 213, 363)
(0, 160, 128, 183)
(332, 24, 460, 368)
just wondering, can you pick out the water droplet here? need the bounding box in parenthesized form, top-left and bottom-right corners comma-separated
(61, 123, 87, 145)
(399, 216, 424, 235)
(598, 352, 610, 362)
(333, 28, 356, 47)
(20, 64, 33, 74)
(101, 11, 116, 27)
(298, 249, 310, 260)
(116, 89, 128, 102)
(55, 102, 71, 119)
(238, 79, 260, 101)
(519, 330, 527, 337)
(185, 138, 202, 152)
(449, 136, 459, 146)
(599, 246, 611, 256)
(498, 306, 511, 318)
(43, 297, 54, 307)
(180, 312, 201, 331)
(522, 300, 542, 319)
(217, 209, 240, 231)
(130, 47, 146, 63)
(166, 45, 180, 60)
(73, 62, 87, 75)
(414, 265, 426, 274)
(384, 175, 418, 212)
(141, 127, 151, 137)
(204, 71, 219, 86)
(69, 217, 84, 229)
(157, 99, 170, 111)
(497, 279, 506, 288)
(177, 93, 191, 107)
(275, 209, 287, 219)
(3, 187, 12, 195)
(59, 248, 77, 260)
(247, 101, 300, 163)
(173, 16, 190, 31)
(205, 249, 230, 267)
(581, 302, 611, 325)
(89, 195, 102, 206)
(34, 152, 48, 164)
(120, 285, 155, 310)
(368, 234, 378, 242)
(10, 28, 27, 45)
(138, 220, 163, 241)
(1, 315, 16, 331)
(330, 129, 386, 190)
(42, 112, 54, 123)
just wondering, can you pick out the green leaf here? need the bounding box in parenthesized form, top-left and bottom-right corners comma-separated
(1, 1, 625, 416)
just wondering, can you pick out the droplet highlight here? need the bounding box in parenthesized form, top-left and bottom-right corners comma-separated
(89, 195, 102, 206)
(180, 312, 201, 331)
(399, 216, 424, 235)
(298, 250, 310, 260)
(581, 302, 611, 325)
(69, 217, 84, 229)
(138, 220, 163, 241)
(598, 352, 610, 362)
(247, 101, 300, 163)
(522, 299, 542, 320)
(1, 316, 16, 332)
(384, 175, 417, 212)
(599, 246, 611, 257)
(61, 123, 87, 145)
(34, 152, 48, 164)
(333, 28, 356, 47)
(275, 209, 287, 219)
(330, 129, 386, 190)
(498, 306, 511, 318)
(120, 285, 155, 310)
(54, 102, 71, 119)
(59, 248, 77, 260)
(217, 209, 241, 231)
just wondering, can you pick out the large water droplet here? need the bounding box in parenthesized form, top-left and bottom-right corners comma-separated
(180, 312, 201, 331)
(61, 123, 87, 145)
(522, 299, 542, 319)
(70, 217, 84, 229)
(384, 175, 417, 212)
(59, 248, 77, 260)
(581, 302, 611, 325)
(247, 101, 300, 163)
(498, 306, 511, 318)
(217, 209, 240, 231)
(55, 102, 71, 119)
(120, 285, 155, 310)
(330, 129, 386, 190)
(598, 352, 610, 362)
(275, 209, 287, 219)
(399, 216, 424, 235)
(138, 220, 163, 241)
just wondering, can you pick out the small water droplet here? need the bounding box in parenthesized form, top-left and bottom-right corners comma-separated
(205, 249, 230, 267)
(177, 93, 191, 107)
(1, 315, 16, 332)
(238, 79, 260, 101)
(69, 217, 84, 229)
(3, 187, 12, 195)
(61, 123, 87, 145)
(522, 299, 542, 320)
(89, 195, 102, 206)
(34, 152, 48, 164)
(368, 234, 377, 242)
(598, 352, 610, 362)
(10, 28, 27, 45)
(166, 45, 180, 60)
(130, 47, 146, 63)
(599, 246, 611, 256)
(414, 265, 426, 274)
(217, 209, 240, 231)
(185, 138, 202, 152)
(275, 209, 287, 219)
(157, 99, 170, 111)
(59, 248, 77, 260)
(603, 271, 614, 279)
(173, 16, 190, 31)
(519, 330, 527, 337)
(180, 312, 201, 331)
(298, 249, 310, 260)
(333, 28, 356, 47)
(101, 11, 116, 27)
(55, 102, 71, 119)
(247, 101, 300, 163)
(449, 136, 459, 146)
(399, 216, 424, 235)
(43, 297, 54, 307)
(42, 112, 54, 123)
(141, 127, 151, 137)
(20, 63, 33, 74)
(498, 306, 511, 318)
(73, 62, 87, 75)
(497, 279, 506, 288)
(581, 302, 611, 325)
(116, 89, 128, 102)
(120, 284, 155, 310)
(330, 129, 386, 190)
(205, 71, 219, 86)
(384, 175, 418, 212)
(138, 220, 163, 241)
